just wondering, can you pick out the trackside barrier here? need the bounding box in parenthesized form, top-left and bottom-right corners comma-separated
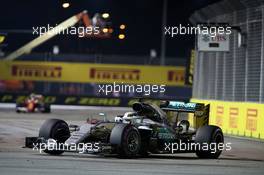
(0, 61, 185, 86)
(0, 93, 178, 107)
(189, 99, 264, 140)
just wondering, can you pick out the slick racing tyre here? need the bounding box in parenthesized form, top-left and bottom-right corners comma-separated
(195, 125, 224, 159)
(42, 104, 51, 113)
(16, 103, 25, 113)
(39, 119, 70, 155)
(110, 124, 141, 158)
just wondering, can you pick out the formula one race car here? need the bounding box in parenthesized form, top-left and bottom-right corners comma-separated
(25, 101, 224, 159)
(16, 93, 51, 113)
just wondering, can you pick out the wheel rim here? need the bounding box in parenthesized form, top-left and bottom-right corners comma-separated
(51, 123, 70, 142)
(127, 132, 139, 152)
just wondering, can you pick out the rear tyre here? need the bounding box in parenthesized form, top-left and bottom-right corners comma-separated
(195, 125, 224, 159)
(42, 104, 51, 113)
(39, 119, 70, 155)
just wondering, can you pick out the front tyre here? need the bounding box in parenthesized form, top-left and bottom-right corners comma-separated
(110, 124, 141, 158)
(195, 125, 224, 159)
(39, 119, 70, 155)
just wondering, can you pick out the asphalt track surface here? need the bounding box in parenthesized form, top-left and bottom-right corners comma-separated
(0, 106, 264, 175)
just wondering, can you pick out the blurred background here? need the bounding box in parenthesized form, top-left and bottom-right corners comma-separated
(0, 0, 263, 138)
(1, 0, 222, 105)
(0, 0, 263, 107)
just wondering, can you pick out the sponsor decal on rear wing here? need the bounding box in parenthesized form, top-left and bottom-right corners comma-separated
(161, 101, 205, 112)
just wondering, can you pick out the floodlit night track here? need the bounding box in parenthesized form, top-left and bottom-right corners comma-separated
(0, 107, 263, 175)
(1, 0, 264, 174)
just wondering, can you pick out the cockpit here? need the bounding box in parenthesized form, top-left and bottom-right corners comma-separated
(114, 102, 169, 125)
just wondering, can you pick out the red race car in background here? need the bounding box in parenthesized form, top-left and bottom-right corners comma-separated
(16, 93, 51, 113)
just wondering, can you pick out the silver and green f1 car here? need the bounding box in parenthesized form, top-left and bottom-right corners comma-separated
(25, 101, 224, 159)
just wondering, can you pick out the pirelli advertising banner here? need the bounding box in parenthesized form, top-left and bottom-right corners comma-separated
(189, 99, 264, 140)
(0, 61, 185, 86)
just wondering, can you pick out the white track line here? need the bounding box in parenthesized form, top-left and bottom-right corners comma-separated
(0, 103, 15, 108)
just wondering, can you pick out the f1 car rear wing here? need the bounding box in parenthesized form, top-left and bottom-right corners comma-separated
(161, 101, 210, 129)
(160, 101, 204, 112)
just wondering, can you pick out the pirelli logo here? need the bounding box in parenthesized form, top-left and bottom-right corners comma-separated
(167, 70, 185, 83)
(229, 108, 239, 129)
(90, 68, 140, 81)
(12, 65, 62, 78)
(216, 106, 224, 126)
(246, 109, 258, 131)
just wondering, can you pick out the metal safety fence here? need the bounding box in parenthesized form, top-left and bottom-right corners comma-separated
(190, 0, 264, 103)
